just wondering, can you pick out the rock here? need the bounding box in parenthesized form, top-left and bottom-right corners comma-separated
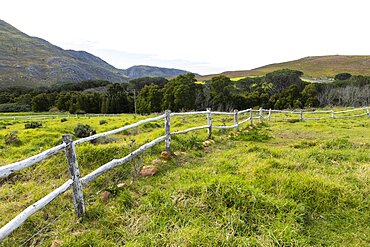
(160, 151, 171, 160)
(151, 158, 162, 166)
(50, 240, 63, 247)
(140, 165, 158, 176)
(117, 183, 125, 188)
(101, 191, 111, 202)
(203, 140, 212, 147)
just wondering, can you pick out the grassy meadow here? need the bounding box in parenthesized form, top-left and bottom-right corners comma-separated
(0, 111, 369, 246)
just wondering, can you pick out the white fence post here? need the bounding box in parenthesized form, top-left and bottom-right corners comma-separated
(300, 109, 303, 121)
(164, 110, 171, 151)
(234, 109, 239, 131)
(268, 108, 272, 121)
(259, 107, 263, 123)
(250, 108, 253, 125)
(62, 134, 85, 218)
(207, 108, 212, 139)
(366, 108, 370, 117)
(331, 109, 335, 119)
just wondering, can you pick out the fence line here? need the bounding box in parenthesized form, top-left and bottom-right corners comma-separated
(0, 113, 125, 121)
(0, 106, 369, 241)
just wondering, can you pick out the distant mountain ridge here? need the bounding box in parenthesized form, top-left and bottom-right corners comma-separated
(122, 65, 190, 79)
(0, 20, 191, 87)
(199, 55, 370, 80)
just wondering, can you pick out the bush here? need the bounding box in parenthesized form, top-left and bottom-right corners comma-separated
(4, 132, 21, 146)
(74, 124, 96, 138)
(99, 120, 108, 125)
(60, 118, 68, 122)
(0, 103, 31, 112)
(25, 122, 42, 129)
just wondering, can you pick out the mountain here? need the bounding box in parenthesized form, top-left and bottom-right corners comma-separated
(0, 20, 130, 87)
(0, 20, 191, 88)
(199, 55, 370, 80)
(122, 65, 190, 79)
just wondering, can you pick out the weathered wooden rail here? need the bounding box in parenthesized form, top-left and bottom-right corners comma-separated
(0, 106, 369, 241)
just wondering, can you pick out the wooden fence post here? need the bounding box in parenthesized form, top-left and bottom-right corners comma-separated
(331, 109, 335, 119)
(207, 108, 212, 139)
(62, 134, 85, 218)
(234, 109, 239, 131)
(299, 109, 303, 121)
(259, 107, 263, 123)
(268, 108, 272, 121)
(250, 108, 253, 125)
(366, 108, 370, 117)
(164, 110, 171, 151)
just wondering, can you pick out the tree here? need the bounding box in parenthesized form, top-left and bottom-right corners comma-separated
(265, 69, 304, 94)
(302, 83, 319, 107)
(162, 73, 197, 111)
(107, 83, 130, 113)
(334, 73, 352, 81)
(32, 93, 51, 112)
(137, 84, 163, 114)
(210, 75, 234, 110)
(129, 77, 168, 92)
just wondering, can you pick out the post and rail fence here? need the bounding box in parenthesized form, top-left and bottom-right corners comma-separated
(0, 106, 369, 241)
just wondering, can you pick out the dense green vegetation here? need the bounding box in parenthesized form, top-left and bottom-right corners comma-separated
(1, 70, 369, 114)
(0, 112, 369, 246)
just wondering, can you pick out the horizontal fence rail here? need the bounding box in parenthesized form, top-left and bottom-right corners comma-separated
(74, 114, 165, 145)
(0, 143, 66, 179)
(0, 106, 369, 242)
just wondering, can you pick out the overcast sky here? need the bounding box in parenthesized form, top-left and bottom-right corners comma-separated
(1, 0, 369, 75)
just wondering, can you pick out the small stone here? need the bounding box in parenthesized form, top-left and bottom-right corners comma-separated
(50, 240, 63, 247)
(203, 140, 211, 147)
(160, 151, 171, 160)
(101, 191, 111, 202)
(140, 165, 158, 176)
(117, 183, 125, 188)
(151, 158, 162, 166)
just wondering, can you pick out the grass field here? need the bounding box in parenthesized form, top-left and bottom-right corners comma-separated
(0, 111, 369, 246)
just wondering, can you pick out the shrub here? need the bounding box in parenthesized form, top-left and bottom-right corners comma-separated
(0, 125, 6, 129)
(25, 122, 42, 129)
(4, 132, 21, 146)
(74, 124, 96, 138)
(0, 103, 31, 112)
(99, 120, 108, 125)
(60, 118, 68, 122)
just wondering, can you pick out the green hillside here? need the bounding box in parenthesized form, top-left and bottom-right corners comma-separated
(199, 55, 370, 80)
(0, 112, 369, 246)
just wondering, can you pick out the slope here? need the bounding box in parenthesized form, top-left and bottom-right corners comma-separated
(0, 113, 369, 246)
(199, 55, 370, 80)
(0, 20, 130, 87)
(122, 65, 191, 79)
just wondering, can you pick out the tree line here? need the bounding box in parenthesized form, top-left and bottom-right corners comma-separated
(0, 70, 369, 113)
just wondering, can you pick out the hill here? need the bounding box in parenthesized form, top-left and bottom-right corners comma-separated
(0, 20, 192, 87)
(199, 55, 370, 80)
(122, 65, 191, 79)
(0, 20, 130, 87)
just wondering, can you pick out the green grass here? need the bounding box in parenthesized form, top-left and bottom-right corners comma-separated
(0, 112, 369, 246)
